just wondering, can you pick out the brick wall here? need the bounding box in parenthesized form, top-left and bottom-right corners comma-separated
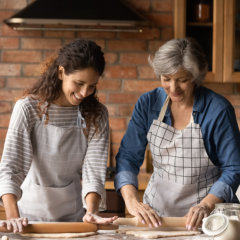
(0, 0, 240, 166)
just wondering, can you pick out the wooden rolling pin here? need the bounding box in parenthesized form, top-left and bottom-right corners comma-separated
(113, 217, 186, 228)
(0, 222, 118, 233)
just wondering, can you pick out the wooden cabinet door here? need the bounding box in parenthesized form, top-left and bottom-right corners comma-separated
(174, 0, 224, 83)
(223, 0, 240, 82)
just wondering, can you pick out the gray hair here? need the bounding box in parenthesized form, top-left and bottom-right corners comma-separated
(148, 38, 208, 86)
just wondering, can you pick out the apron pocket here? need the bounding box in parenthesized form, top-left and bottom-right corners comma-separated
(18, 180, 78, 221)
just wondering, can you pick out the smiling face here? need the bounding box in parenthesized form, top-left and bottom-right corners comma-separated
(160, 68, 195, 104)
(56, 66, 100, 106)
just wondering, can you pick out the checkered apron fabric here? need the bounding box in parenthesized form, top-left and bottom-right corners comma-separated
(143, 96, 221, 217)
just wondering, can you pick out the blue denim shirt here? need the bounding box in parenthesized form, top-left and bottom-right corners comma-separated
(115, 86, 240, 203)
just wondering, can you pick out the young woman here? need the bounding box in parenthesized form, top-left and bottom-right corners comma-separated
(0, 39, 117, 233)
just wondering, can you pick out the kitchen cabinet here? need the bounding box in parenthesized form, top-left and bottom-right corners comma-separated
(174, 0, 240, 83)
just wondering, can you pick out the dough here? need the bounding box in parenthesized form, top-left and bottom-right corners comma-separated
(20, 232, 96, 238)
(1, 236, 8, 240)
(125, 230, 201, 238)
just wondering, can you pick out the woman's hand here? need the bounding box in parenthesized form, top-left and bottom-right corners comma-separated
(83, 212, 118, 224)
(0, 217, 28, 233)
(126, 198, 161, 228)
(185, 194, 223, 230)
(120, 184, 161, 228)
(185, 203, 211, 230)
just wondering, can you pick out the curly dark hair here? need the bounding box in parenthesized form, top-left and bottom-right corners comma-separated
(23, 39, 105, 136)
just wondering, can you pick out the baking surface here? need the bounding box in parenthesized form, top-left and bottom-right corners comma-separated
(0, 230, 210, 240)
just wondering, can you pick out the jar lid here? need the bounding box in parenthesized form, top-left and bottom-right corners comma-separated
(202, 213, 229, 236)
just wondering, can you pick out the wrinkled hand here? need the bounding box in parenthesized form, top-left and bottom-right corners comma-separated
(127, 199, 161, 228)
(0, 217, 28, 233)
(185, 203, 211, 230)
(83, 212, 118, 225)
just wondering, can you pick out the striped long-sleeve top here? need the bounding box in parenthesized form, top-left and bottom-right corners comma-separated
(0, 97, 109, 210)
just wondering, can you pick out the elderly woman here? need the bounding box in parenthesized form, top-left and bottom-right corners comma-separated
(114, 38, 240, 230)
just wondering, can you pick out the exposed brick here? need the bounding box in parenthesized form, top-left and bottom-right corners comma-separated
(118, 28, 160, 40)
(109, 93, 139, 104)
(106, 104, 119, 117)
(104, 53, 118, 64)
(120, 53, 149, 65)
(161, 27, 174, 41)
(0, 78, 5, 87)
(0, 102, 12, 113)
(111, 130, 125, 144)
(23, 64, 41, 77)
(105, 66, 137, 79)
(98, 79, 121, 91)
(146, 13, 173, 27)
(0, 37, 19, 49)
(108, 40, 147, 51)
(0, 63, 21, 76)
(77, 31, 116, 39)
(235, 107, 240, 119)
(148, 40, 165, 52)
(7, 77, 37, 88)
(0, 89, 23, 101)
(22, 38, 62, 50)
(44, 31, 75, 38)
(111, 143, 120, 165)
(203, 83, 234, 95)
(225, 95, 240, 107)
(1, 25, 42, 37)
(124, 79, 160, 92)
(0, 114, 10, 128)
(0, 10, 15, 22)
(138, 66, 156, 79)
(0, 129, 7, 142)
(119, 105, 134, 116)
(152, 0, 174, 12)
(109, 118, 126, 130)
(2, 50, 42, 63)
(98, 92, 107, 104)
(0, 0, 27, 9)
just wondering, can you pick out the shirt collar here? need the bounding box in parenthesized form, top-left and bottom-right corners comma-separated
(151, 86, 206, 115)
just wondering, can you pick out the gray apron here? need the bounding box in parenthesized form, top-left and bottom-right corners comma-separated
(18, 106, 87, 222)
(143, 96, 221, 217)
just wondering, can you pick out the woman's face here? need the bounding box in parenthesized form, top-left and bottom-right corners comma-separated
(57, 66, 100, 107)
(160, 68, 195, 103)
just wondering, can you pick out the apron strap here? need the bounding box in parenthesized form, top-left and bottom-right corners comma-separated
(158, 96, 170, 122)
(157, 96, 194, 124)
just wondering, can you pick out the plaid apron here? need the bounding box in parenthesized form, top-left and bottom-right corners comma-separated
(144, 96, 221, 216)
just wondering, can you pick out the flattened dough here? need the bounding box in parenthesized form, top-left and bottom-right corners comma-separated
(126, 230, 201, 239)
(20, 232, 96, 238)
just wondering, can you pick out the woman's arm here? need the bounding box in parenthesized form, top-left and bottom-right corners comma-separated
(82, 192, 118, 224)
(2, 194, 20, 219)
(0, 194, 28, 233)
(120, 184, 161, 228)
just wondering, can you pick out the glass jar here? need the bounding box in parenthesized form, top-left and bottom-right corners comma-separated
(212, 203, 240, 220)
(202, 203, 240, 240)
(195, 0, 211, 22)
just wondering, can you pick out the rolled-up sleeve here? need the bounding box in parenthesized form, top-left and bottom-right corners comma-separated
(206, 105, 240, 202)
(81, 105, 109, 211)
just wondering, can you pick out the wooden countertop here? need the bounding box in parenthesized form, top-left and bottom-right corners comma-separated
(105, 173, 151, 190)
